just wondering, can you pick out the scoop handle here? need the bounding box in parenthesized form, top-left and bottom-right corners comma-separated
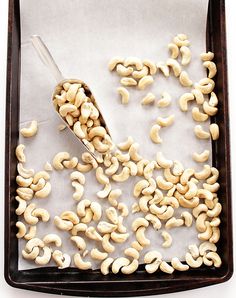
(31, 35, 64, 83)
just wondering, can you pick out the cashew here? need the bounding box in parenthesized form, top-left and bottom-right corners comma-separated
(209, 92, 218, 107)
(115, 150, 130, 163)
(195, 165, 211, 180)
(54, 216, 73, 231)
(180, 211, 193, 227)
(23, 203, 38, 225)
(156, 152, 173, 169)
(53, 250, 71, 269)
(16, 221, 27, 238)
(210, 226, 220, 243)
(176, 183, 188, 194)
(171, 257, 189, 271)
(35, 246, 52, 265)
(172, 160, 184, 176)
(22, 247, 40, 260)
(15, 144, 26, 163)
(144, 251, 162, 273)
(117, 136, 134, 151)
(145, 214, 162, 230)
(15, 196, 27, 215)
(209, 123, 219, 141)
(71, 223, 87, 236)
(76, 161, 93, 173)
(132, 66, 149, 79)
(72, 181, 84, 201)
(188, 244, 200, 258)
(143, 161, 158, 179)
(117, 203, 129, 217)
(92, 137, 109, 153)
(165, 217, 184, 229)
(160, 196, 179, 208)
(88, 127, 107, 141)
(179, 92, 195, 111)
(80, 208, 93, 224)
(198, 188, 213, 201)
(192, 89, 205, 105)
(25, 238, 44, 253)
(60, 211, 79, 225)
(108, 189, 122, 207)
(137, 159, 149, 176)
(110, 231, 129, 243)
(108, 57, 124, 71)
(141, 93, 155, 105)
(132, 218, 149, 232)
(192, 107, 208, 122)
(156, 62, 170, 77)
(112, 166, 130, 182)
(179, 71, 193, 87)
(150, 124, 162, 144)
(20, 120, 38, 138)
(207, 202, 222, 218)
(158, 206, 175, 220)
(24, 225, 37, 240)
(194, 125, 210, 139)
(136, 226, 150, 247)
(195, 78, 215, 94)
(205, 252, 222, 267)
(132, 202, 141, 213)
(185, 253, 203, 268)
(123, 161, 138, 176)
(203, 61, 217, 79)
(104, 158, 119, 177)
(199, 241, 217, 256)
(42, 234, 62, 247)
(17, 163, 34, 178)
(100, 257, 114, 275)
(88, 202, 102, 222)
(131, 241, 143, 252)
(150, 205, 167, 216)
(173, 34, 190, 46)
(116, 64, 133, 76)
(33, 171, 50, 184)
(85, 227, 102, 241)
(195, 212, 208, 232)
(180, 46, 191, 65)
(117, 87, 129, 104)
(74, 253, 91, 270)
(102, 234, 115, 253)
(162, 231, 172, 248)
(210, 217, 221, 227)
(138, 75, 154, 90)
(168, 43, 179, 59)
(59, 103, 77, 118)
(198, 221, 212, 241)
(203, 182, 220, 193)
(156, 114, 175, 127)
(202, 101, 218, 117)
(52, 152, 70, 170)
(177, 194, 199, 208)
(160, 261, 174, 274)
(133, 179, 150, 198)
(193, 150, 210, 163)
(142, 178, 156, 196)
(32, 208, 50, 222)
(112, 257, 130, 274)
(76, 199, 91, 217)
(157, 92, 171, 108)
(143, 59, 157, 75)
(163, 168, 179, 184)
(156, 176, 173, 190)
(167, 58, 181, 77)
(201, 52, 214, 61)
(35, 182, 51, 198)
(124, 57, 143, 70)
(167, 185, 177, 197)
(121, 259, 139, 275)
(184, 181, 198, 199)
(129, 143, 142, 162)
(120, 77, 137, 87)
(90, 248, 108, 261)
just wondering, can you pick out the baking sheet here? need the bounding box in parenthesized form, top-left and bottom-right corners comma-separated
(19, 0, 210, 270)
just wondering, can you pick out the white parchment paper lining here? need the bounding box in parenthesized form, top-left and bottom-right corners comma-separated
(19, 0, 210, 270)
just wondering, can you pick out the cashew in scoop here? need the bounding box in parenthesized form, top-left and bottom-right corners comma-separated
(20, 120, 38, 138)
(15, 144, 26, 163)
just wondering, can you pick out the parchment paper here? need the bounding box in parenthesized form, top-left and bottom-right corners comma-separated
(19, 0, 210, 270)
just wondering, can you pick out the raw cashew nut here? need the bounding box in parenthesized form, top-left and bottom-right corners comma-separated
(102, 234, 115, 253)
(85, 227, 102, 241)
(138, 75, 154, 90)
(90, 202, 102, 221)
(52, 152, 70, 170)
(105, 157, 119, 176)
(185, 253, 203, 268)
(195, 78, 215, 94)
(116, 64, 133, 76)
(15, 196, 27, 215)
(141, 93, 155, 105)
(124, 57, 143, 70)
(100, 257, 114, 275)
(117, 136, 134, 151)
(179, 71, 193, 87)
(180, 46, 191, 65)
(192, 107, 208, 122)
(205, 252, 222, 267)
(35, 246, 52, 265)
(43, 234, 62, 247)
(194, 125, 210, 139)
(24, 226, 37, 240)
(203, 61, 217, 79)
(162, 231, 172, 248)
(108, 189, 122, 207)
(143, 59, 157, 75)
(112, 167, 130, 182)
(35, 182, 51, 198)
(156, 176, 173, 190)
(91, 248, 108, 261)
(111, 257, 130, 274)
(117, 87, 129, 105)
(132, 218, 149, 231)
(181, 211, 193, 227)
(108, 57, 124, 71)
(160, 261, 174, 274)
(32, 208, 50, 222)
(72, 181, 84, 201)
(20, 120, 38, 138)
(106, 207, 118, 224)
(168, 43, 179, 59)
(110, 231, 129, 243)
(209, 92, 218, 107)
(144, 251, 162, 274)
(171, 257, 189, 271)
(15, 144, 26, 163)
(129, 143, 142, 161)
(201, 52, 214, 61)
(17, 163, 34, 178)
(16, 221, 27, 238)
(157, 92, 171, 108)
(156, 62, 170, 77)
(74, 253, 91, 270)
(136, 226, 150, 247)
(193, 150, 209, 163)
(195, 165, 211, 180)
(165, 217, 184, 229)
(22, 247, 40, 260)
(54, 216, 73, 231)
(173, 34, 190, 47)
(25, 238, 44, 253)
(117, 203, 129, 217)
(71, 223, 87, 236)
(167, 58, 181, 77)
(24, 203, 38, 225)
(156, 152, 173, 169)
(52, 250, 71, 269)
(179, 93, 195, 111)
(145, 214, 162, 230)
(132, 66, 149, 79)
(123, 161, 138, 176)
(150, 124, 162, 144)
(210, 123, 219, 140)
(60, 211, 79, 225)
(133, 179, 150, 198)
(120, 77, 137, 87)
(121, 259, 139, 275)
(192, 89, 205, 105)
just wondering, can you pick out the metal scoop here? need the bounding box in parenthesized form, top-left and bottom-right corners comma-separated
(31, 35, 110, 158)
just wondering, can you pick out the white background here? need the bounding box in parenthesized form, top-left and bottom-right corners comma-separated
(0, 0, 235, 297)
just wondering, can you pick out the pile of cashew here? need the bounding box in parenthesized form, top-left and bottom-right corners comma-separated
(15, 34, 222, 275)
